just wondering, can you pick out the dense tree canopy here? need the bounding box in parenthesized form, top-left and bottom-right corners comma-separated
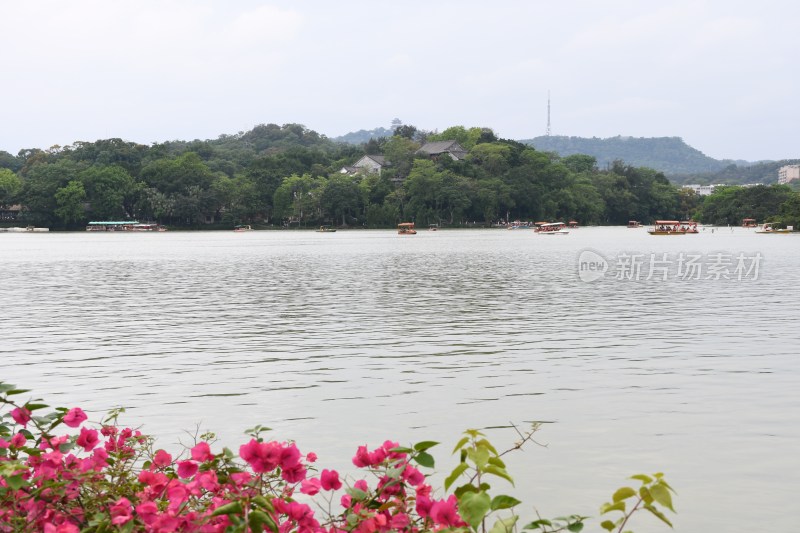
(2, 123, 796, 229)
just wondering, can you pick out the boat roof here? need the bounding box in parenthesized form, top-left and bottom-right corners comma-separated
(654, 220, 680, 224)
(398, 222, 415, 227)
(87, 221, 139, 225)
(540, 222, 565, 227)
(743, 218, 756, 221)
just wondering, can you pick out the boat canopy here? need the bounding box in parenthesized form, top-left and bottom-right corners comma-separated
(743, 218, 756, 222)
(398, 222, 415, 228)
(654, 220, 680, 224)
(87, 221, 139, 225)
(539, 222, 565, 227)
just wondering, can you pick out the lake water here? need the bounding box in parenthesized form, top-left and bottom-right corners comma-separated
(2, 227, 798, 532)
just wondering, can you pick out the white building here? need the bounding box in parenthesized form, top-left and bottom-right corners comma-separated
(683, 184, 716, 196)
(778, 164, 800, 184)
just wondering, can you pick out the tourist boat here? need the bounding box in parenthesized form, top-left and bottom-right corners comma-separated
(86, 221, 166, 232)
(536, 222, 569, 235)
(1, 226, 49, 232)
(234, 225, 253, 232)
(648, 220, 686, 235)
(755, 222, 792, 234)
(428, 224, 438, 231)
(627, 220, 642, 228)
(742, 218, 758, 228)
(507, 220, 531, 229)
(568, 220, 579, 229)
(682, 221, 699, 234)
(397, 222, 417, 235)
(316, 225, 336, 233)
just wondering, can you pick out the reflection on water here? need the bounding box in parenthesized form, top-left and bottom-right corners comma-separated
(2, 228, 799, 532)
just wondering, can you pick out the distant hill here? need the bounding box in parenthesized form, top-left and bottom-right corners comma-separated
(668, 158, 800, 185)
(325, 128, 798, 185)
(520, 135, 755, 176)
(332, 127, 394, 145)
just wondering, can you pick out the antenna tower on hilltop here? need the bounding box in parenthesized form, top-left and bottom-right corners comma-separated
(546, 91, 551, 136)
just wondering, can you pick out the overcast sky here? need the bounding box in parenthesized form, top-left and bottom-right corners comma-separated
(1, 1, 797, 162)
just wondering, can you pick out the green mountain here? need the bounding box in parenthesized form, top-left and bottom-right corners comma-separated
(519, 135, 753, 176)
(332, 127, 394, 145)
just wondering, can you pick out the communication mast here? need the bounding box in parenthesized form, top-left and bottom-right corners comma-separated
(546, 91, 551, 136)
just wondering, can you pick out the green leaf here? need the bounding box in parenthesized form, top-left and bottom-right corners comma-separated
(467, 447, 491, 469)
(600, 520, 616, 531)
(489, 515, 519, 533)
(484, 464, 514, 486)
(23, 403, 49, 411)
(490, 494, 521, 511)
(452, 436, 470, 454)
(210, 501, 243, 517)
(522, 519, 552, 530)
(600, 501, 626, 514)
(5, 475, 28, 490)
(640, 486, 654, 505)
(249, 509, 271, 531)
(414, 440, 439, 452)
(612, 487, 637, 502)
(346, 487, 368, 500)
(644, 504, 674, 527)
(459, 490, 492, 530)
(476, 438, 499, 456)
(444, 462, 469, 491)
(487, 456, 506, 468)
(650, 482, 676, 512)
(631, 474, 653, 484)
(567, 521, 584, 532)
(253, 496, 273, 511)
(4, 389, 31, 396)
(414, 451, 435, 468)
(390, 446, 413, 454)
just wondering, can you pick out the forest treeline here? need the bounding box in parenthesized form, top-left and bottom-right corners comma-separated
(1, 124, 799, 229)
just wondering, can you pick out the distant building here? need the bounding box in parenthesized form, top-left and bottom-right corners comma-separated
(0, 204, 21, 221)
(778, 164, 800, 184)
(416, 140, 468, 161)
(683, 184, 716, 196)
(340, 155, 388, 175)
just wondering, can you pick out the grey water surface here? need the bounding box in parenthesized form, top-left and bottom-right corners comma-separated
(2, 227, 798, 532)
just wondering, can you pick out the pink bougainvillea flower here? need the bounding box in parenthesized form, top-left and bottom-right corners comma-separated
(177, 460, 199, 478)
(0, 437, 9, 449)
(62, 408, 87, 428)
(10, 407, 31, 427)
(76, 427, 100, 452)
(306, 451, 318, 463)
(43, 522, 80, 533)
(391, 513, 410, 529)
(415, 494, 433, 518)
(10, 432, 26, 448)
(135, 501, 159, 525)
(190, 441, 214, 463)
(430, 495, 465, 528)
(340, 494, 353, 508)
(300, 477, 321, 495)
(166, 481, 189, 512)
(239, 439, 281, 473)
(153, 449, 172, 468)
(402, 465, 425, 487)
(110, 497, 133, 525)
(279, 443, 302, 469)
(320, 469, 342, 491)
(281, 462, 307, 484)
